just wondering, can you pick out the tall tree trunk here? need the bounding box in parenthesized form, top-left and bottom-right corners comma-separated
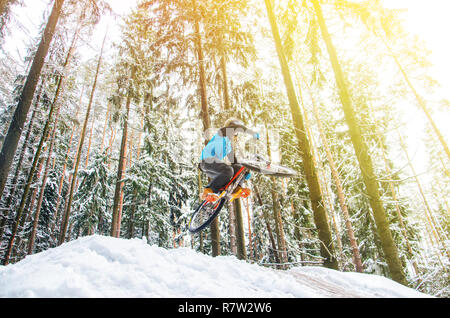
(300, 74, 364, 272)
(84, 115, 95, 167)
(0, 0, 64, 201)
(397, 131, 448, 258)
(107, 124, 116, 166)
(290, 202, 305, 265)
(220, 55, 231, 111)
(312, 0, 407, 285)
(9, 156, 45, 263)
(253, 184, 280, 264)
(127, 128, 134, 168)
(295, 85, 343, 268)
(228, 203, 237, 254)
(374, 125, 419, 276)
(100, 102, 111, 152)
(127, 117, 144, 239)
(2, 128, 50, 265)
(27, 114, 58, 254)
(233, 198, 247, 260)
(27, 24, 79, 254)
(266, 127, 288, 268)
(58, 30, 107, 245)
(264, 0, 338, 270)
(230, 133, 247, 260)
(219, 48, 242, 256)
(51, 100, 81, 237)
(111, 77, 132, 238)
(0, 82, 42, 240)
(243, 197, 254, 260)
(192, 0, 219, 257)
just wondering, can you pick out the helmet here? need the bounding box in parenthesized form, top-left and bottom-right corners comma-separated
(224, 118, 245, 128)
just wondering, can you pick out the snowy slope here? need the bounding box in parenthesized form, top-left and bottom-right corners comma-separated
(0, 235, 431, 298)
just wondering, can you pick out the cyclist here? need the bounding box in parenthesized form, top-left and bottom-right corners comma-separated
(199, 118, 259, 202)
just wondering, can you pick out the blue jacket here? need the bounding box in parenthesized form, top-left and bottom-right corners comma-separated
(200, 132, 233, 162)
(200, 126, 259, 163)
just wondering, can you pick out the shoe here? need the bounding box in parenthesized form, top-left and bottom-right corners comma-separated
(240, 187, 251, 199)
(231, 186, 251, 201)
(201, 188, 219, 202)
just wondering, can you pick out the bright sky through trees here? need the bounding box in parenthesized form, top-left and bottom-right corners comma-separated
(6, 0, 450, 91)
(4, 0, 449, 172)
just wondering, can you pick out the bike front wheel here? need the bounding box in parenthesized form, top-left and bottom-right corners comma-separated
(188, 198, 226, 233)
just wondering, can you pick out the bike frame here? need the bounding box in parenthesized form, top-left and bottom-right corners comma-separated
(202, 166, 247, 209)
(189, 156, 295, 233)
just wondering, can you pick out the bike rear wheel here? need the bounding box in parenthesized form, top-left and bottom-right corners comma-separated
(188, 198, 226, 233)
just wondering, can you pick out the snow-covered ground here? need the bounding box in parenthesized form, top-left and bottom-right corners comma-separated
(0, 235, 432, 298)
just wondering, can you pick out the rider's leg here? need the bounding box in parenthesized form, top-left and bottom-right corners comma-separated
(200, 161, 234, 193)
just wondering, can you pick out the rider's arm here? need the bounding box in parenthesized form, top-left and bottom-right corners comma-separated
(220, 125, 259, 164)
(232, 124, 260, 140)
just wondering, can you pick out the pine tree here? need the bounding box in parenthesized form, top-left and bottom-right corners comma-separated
(264, 0, 338, 270)
(59, 30, 107, 245)
(0, 0, 65, 202)
(72, 152, 112, 236)
(311, 0, 407, 285)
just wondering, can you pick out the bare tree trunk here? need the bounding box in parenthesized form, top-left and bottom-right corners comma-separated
(228, 203, 237, 254)
(2, 132, 49, 265)
(0, 82, 42, 240)
(135, 117, 144, 160)
(219, 47, 241, 257)
(107, 124, 116, 167)
(51, 107, 79, 236)
(220, 55, 231, 111)
(192, 0, 219, 257)
(312, 0, 406, 285)
(374, 125, 419, 276)
(10, 164, 42, 263)
(27, 115, 58, 254)
(100, 102, 111, 153)
(59, 30, 107, 245)
(264, 0, 338, 270)
(111, 80, 132, 238)
(300, 74, 364, 272)
(233, 198, 247, 260)
(0, 0, 64, 201)
(266, 127, 288, 268)
(27, 25, 79, 254)
(127, 117, 144, 239)
(295, 85, 343, 269)
(397, 131, 449, 259)
(84, 114, 95, 167)
(253, 184, 280, 264)
(243, 197, 254, 260)
(290, 202, 305, 265)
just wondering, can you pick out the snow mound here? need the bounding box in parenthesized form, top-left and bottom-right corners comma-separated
(0, 235, 431, 298)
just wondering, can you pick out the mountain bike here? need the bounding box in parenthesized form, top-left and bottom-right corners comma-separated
(188, 154, 296, 233)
